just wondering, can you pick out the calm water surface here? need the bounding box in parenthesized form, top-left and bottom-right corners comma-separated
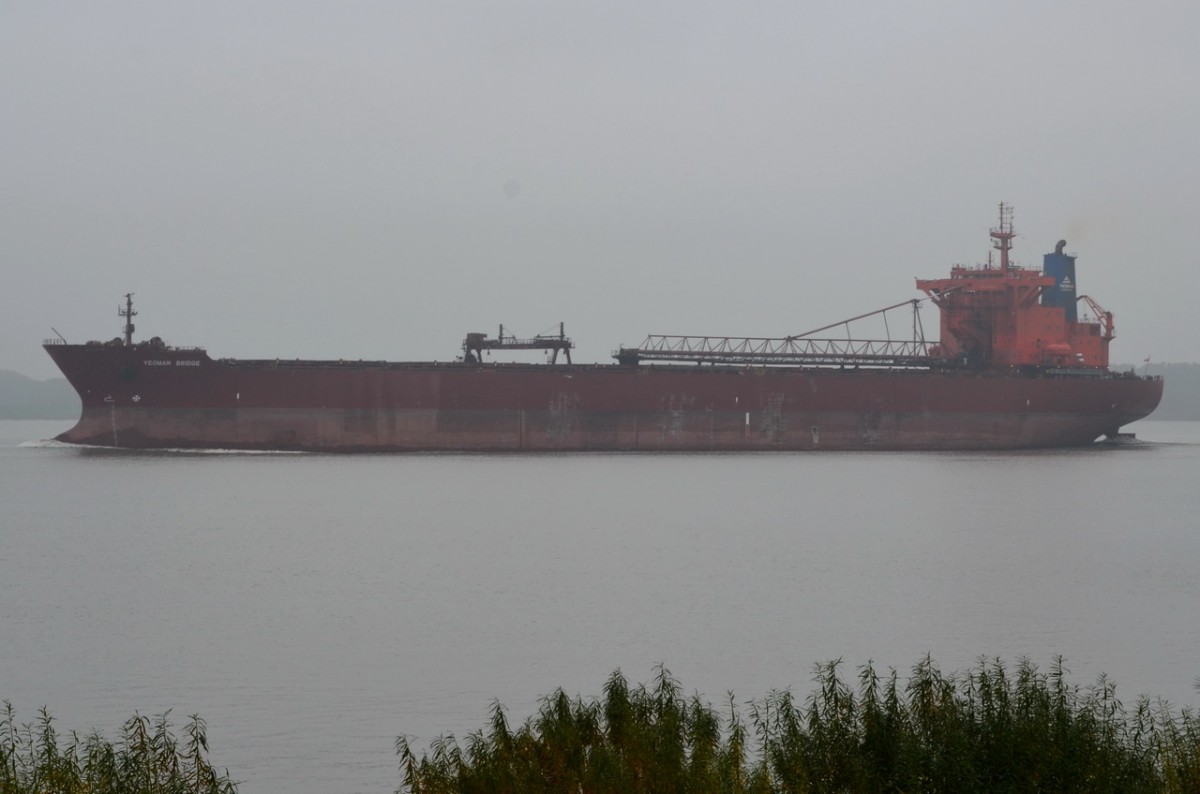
(2, 419, 1198, 793)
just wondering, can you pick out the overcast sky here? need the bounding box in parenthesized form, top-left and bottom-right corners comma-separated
(4, 0, 1198, 379)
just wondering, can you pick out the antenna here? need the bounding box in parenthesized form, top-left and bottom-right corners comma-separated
(118, 293, 137, 346)
(989, 202, 1015, 271)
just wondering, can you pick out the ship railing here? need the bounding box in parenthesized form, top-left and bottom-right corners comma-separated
(227, 358, 393, 368)
(617, 335, 939, 368)
(472, 337, 573, 349)
(43, 338, 67, 346)
(134, 344, 207, 353)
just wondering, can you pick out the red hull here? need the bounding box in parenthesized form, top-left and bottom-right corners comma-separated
(44, 344, 1163, 452)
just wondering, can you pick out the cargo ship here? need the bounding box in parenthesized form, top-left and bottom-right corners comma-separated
(44, 206, 1161, 452)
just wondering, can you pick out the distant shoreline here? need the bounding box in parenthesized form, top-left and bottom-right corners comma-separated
(3, 363, 1198, 421)
(0, 370, 80, 420)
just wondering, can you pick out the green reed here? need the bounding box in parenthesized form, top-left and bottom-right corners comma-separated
(0, 702, 237, 794)
(397, 658, 1200, 794)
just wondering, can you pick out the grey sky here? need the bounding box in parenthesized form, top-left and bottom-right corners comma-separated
(4, 0, 1198, 380)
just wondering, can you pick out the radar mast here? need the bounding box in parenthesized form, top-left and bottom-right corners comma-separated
(119, 293, 137, 346)
(990, 202, 1015, 271)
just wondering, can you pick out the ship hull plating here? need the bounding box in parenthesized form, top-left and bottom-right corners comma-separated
(44, 345, 1162, 452)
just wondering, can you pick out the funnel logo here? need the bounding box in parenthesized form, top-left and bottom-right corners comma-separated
(1060, 276, 1075, 293)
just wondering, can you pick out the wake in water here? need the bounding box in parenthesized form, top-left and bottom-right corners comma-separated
(19, 438, 75, 449)
(18, 438, 307, 454)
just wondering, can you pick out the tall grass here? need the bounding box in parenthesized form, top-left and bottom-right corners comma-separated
(0, 702, 237, 794)
(397, 658, 1200, 793)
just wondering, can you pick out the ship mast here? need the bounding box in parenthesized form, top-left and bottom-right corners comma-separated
(990, 202, 1015, 271)
(119, 293, 137, 346)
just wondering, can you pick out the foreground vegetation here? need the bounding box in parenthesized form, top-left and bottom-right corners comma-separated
(7, 657, 1199, 793)
(398, 658, 1200, 793)
(0, 703, 237, 794)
